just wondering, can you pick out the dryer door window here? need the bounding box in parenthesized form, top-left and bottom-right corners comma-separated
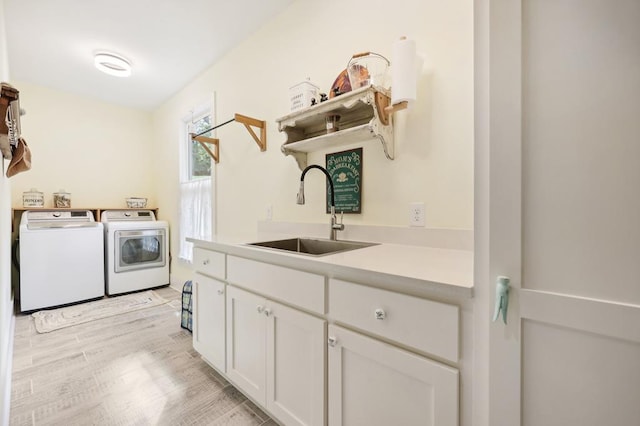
(115, 229, 166, 272)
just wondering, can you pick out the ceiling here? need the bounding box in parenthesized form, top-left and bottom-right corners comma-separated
(3, 0, 295, 110)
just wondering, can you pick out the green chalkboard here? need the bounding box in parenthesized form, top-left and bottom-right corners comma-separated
(325, 148, 362, 214)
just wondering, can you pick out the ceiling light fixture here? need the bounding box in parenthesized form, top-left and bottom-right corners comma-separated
(94, 52, 132, 77)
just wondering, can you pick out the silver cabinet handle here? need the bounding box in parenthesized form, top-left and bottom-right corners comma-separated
(203, 259, 210, 265)
(328, 336, 338, 347)
(217, 289, 224, 295)
(374, 308, 386, 320)
(256, 305, 264, 314)
(264, 308, 272, 317)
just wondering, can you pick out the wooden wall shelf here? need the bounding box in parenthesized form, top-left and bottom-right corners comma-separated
(11, 207, 160, 232)
(276, 85, 394, 170)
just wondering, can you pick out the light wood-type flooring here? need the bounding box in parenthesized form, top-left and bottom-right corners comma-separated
(10, 286, 277, 426)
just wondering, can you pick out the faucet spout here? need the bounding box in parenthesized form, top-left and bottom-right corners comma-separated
(298, 165, 344, 240)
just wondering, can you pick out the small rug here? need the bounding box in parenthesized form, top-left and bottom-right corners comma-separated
(32, 290, 168, 333)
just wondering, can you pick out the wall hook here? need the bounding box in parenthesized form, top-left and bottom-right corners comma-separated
(492, 276, 510, 324)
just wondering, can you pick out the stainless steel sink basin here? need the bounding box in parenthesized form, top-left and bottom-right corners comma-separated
(248, 238, 377, 256)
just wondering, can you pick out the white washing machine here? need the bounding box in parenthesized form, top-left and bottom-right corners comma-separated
(102, 210, 169, 296)
(19, 210, 105, 312)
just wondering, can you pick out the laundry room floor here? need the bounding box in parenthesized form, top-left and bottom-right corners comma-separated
(9, 286, 277, 426)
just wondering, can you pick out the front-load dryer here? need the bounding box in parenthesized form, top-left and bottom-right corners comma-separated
(102, 210, 169, 296)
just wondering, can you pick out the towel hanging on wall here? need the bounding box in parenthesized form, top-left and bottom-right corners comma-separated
(6, 137, 31, 178)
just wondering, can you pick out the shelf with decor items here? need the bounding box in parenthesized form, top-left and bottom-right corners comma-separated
(10, 207, 159, 232)
(276, 85, 394, 170)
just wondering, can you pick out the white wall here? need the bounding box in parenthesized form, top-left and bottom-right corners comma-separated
(0, 0, 13, 423)
(152, 0, 475, 285)
(9, 81, 155, 209)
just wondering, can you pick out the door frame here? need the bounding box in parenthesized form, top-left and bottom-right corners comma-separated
(474, 0, 523, 424)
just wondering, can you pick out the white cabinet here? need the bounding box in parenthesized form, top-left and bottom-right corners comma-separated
(226, 285, 326, 426)
(266, 296, 326, 426)
(226, 285, 266, 403)
(192, 272, 226, 372)
(328, 278, 460, 425)
(191, 247, 226, 372)
(327, 325, 459, 426)
(192, 245, 463, 426)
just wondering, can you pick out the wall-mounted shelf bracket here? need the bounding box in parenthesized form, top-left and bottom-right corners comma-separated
(192, 135, 220, 163)
(383, 100, 408, 118)
(234, 113, 267, 152)
(190, 113, 267, 163)
(375, 92, 392, 126)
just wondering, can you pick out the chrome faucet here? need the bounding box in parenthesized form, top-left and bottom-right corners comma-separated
(297, 165, 345, 240)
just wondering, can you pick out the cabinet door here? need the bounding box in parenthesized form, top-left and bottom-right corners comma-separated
(192, 273, 226, 372)
(328, 325, 458, 426)
(266, 300, 326, 426)
(226, 285, 267, 405)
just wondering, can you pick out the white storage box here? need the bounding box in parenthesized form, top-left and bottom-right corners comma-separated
(289, 79, 319, 112)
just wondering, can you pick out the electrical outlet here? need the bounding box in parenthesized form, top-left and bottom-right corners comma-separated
(409, 202, 425, 227)
(266, 205, 273, 221)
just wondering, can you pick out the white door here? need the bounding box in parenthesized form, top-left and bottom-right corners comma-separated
(477, 1, 640, 425)
(266, 300, 326, 426)
(192, 273, 226, 372)
(327, 325, 458, 426)
(226, 285, 267, 405)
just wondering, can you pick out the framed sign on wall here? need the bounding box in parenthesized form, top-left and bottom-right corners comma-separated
(325, 148, 362, 214)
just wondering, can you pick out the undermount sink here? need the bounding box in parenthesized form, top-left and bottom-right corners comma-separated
(248, 237, 377, 256)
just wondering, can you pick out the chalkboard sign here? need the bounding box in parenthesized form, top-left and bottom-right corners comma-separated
(325, 148, 362, 214)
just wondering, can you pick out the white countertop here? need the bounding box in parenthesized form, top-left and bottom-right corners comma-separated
(188, 231, 473, 299)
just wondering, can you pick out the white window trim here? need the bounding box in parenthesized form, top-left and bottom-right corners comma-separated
(178, 95, 216, 262)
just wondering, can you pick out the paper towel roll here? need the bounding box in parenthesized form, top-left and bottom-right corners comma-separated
(391, 37, 417, 106)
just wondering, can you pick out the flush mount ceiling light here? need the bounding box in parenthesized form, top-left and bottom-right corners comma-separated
(94, 52, 132, 77)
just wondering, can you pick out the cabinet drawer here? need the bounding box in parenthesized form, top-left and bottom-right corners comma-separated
(227, 256, 325, 314)
(193, 248, 226, 279)
(329, 279, 459, 363)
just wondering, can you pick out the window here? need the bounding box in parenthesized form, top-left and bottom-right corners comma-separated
(189, 115, 212, 179)
(179, 104, 214, 262)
